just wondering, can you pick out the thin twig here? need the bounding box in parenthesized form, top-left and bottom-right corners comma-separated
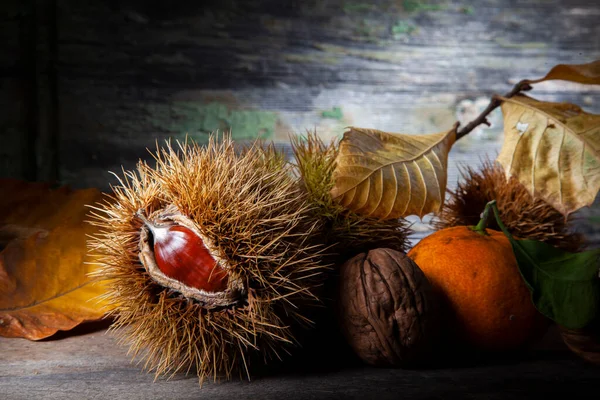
(455, 80, 533, 141)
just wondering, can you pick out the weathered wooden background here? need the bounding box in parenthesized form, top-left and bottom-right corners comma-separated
(2, 0, 600, 246)
(1, 1, 600, 399)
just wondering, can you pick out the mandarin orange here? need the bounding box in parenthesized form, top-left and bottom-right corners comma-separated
(407, 225, 548, 351)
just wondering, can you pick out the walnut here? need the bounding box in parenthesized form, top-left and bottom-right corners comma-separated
(336, 247, 441, 367)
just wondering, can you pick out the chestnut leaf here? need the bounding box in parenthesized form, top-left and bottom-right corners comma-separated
(330, 124, 457, 219)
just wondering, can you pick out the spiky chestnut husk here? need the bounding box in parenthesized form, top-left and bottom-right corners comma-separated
(290, 131, 411, 258)
(281, 131, 412, 370)
(87, 136, 330, 384)
(433, 157, 583, 252)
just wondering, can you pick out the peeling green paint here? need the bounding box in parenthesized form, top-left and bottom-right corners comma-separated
(321, 106, 344, 120)
(494, 38, 547, 49)
(343, 2, 376, 13)
(284, 53, 340, 65)
(461, 5, 474, 15)
(340, 0, 446, 43)
(149, 102, 278, 142)
(392, 20, 417, 37)
(402, 0, 446, 13)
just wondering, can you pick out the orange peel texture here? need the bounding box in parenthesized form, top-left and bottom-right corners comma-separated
(407, 226, 548, 352)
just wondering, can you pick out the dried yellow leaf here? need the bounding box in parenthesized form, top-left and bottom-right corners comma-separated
(496, 94, 600, 217)
(331, 125, 457, 219)
(0, 180, 113, 340)
(525, 60, 600, 85)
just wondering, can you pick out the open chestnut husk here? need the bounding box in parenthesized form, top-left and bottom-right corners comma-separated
(137, 206, 244, 309)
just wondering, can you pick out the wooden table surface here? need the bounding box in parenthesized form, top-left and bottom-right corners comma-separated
(1, 323, 598, 400)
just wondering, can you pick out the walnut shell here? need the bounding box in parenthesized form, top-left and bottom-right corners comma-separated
(336, 247, 441, 367)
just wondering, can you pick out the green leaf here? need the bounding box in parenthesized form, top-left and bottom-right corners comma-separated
(510, 240, 600, 329)
(484, 200, 600, 329)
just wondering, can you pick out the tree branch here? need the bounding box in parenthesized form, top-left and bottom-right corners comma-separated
(455, 80, 533, 141)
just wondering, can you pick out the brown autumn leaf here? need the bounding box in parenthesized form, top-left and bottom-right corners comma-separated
(496, 94, 600, 218)
(0, 179, 113, 340)
(331, 124, 457, 219)
(525, 59, 600, 85)
(0, 179, 101, 233)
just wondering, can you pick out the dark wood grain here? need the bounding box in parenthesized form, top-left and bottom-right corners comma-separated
(0, 324, 598, 400)
(33, 0, 59, 183)
(21, 0, 595, 244)
(0, 1, 34, 181)
(2, 1, 600, 211)
(49, 0, 600, 191)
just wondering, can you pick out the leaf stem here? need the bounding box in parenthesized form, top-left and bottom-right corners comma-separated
(470, 199, 496, 235)
(488, 199, 538, 287)
(488, 199, 545, 281)
(455, 80, 533, 141)
(487, 200, 537, 292)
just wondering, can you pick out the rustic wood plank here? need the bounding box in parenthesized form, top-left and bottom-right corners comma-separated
(53, 0, 600, 191)
(0, 1, 35, 181)
(0, 324, 598, 400)
(2, 0, 599, 235)
(48, 0, 600, 246)
(33, 0, 59, 183)
(0, 0, 60, 182)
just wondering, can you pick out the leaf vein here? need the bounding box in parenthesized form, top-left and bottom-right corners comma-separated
(333, 132, 452, 198)
(386, 165, 399, 219)
(531, 118, 548, 196)
(0, 277, 105, 312)
(423, 155, 441, 205)
(415, 160, 427, 217)
(402, 163, 411, 216)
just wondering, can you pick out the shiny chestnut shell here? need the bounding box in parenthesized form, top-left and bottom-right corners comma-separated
(138, 206, 244, 308)
(150, 224, 229, 293)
